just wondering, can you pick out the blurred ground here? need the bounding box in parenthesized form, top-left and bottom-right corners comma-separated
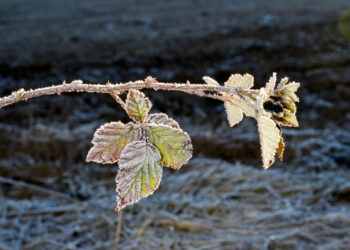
(0, 0, 350, 249)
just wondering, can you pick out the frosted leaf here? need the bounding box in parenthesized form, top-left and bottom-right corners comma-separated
(276, 77, 289, 90)
(148, 124, 192, 169)
(146, 113, 180, 129)
(277, 137, 285, 161)
(238, 96, 256, 117)
(223, 73, 255, 126)
(224, 93, 256, 126)
(86, 122, 141, 164)
(126, 89, 152, 122)
(278, 81, 300, 94)
(116, 141, 162, 211)
(257, 116, 281, 169)
(225, 73, 254, 89)
(265, 72, 277, 95)
(203, 76, 220, 86)
(224, 102, 243, 127)
(278, 81, 300, 102)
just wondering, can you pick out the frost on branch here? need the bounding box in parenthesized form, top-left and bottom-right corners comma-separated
(115, 141, 163, 211)
(86, 122, 141, 164)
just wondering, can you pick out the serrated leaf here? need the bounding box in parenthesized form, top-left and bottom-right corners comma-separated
(126, 89, 152, 122)
(148, 124, 192, 169)
(116, 141, 162, 211)
(225, 73, 254, 89)
(145, 113, 180, 129)
(86, 122, 141, 164)
(224, 102, 243, 127)
(277, 137, 284, 161)
(203, 76, 220, 86)
(257, 116, 281, 169)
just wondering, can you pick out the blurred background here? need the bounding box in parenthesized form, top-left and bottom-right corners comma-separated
(0, 0, 350, 249)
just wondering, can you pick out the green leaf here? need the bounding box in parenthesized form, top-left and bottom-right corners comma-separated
(126, 89, 152, 122)
(86, 122, 141, 164)
(145, 113, 180, 129)
(115, 141, 162, 211)
(257, 116, 281, 169)
(148, 124, 192, 169)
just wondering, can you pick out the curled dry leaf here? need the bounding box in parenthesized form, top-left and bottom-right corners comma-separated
(148, 124, 192, 169)
(126, 89, 152, 122)
(277, 137, 285, 161)
(86, 122, 141, 164)
(116, 141, 163, 211)
(146, 113, 180, 129)
(257, 116, 281, 169)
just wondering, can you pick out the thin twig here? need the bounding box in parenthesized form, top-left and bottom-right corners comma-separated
(115, 210, 123, 250)
(0, 78, 258, 110)
(109, 89, 127, 112)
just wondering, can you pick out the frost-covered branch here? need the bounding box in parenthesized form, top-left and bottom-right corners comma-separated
(0, 77, 257, 110)
(0, 73, 300, 211)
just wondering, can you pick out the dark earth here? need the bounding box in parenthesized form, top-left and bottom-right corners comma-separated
(0, 0, 350, 249)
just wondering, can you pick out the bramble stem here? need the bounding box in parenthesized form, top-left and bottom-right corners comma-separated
(0, 77, 258, 111)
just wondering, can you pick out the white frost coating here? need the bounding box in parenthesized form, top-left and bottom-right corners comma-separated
(203, 76, 220, 86)
(115, 141, 162, 211)
(224, 73, 254, 89)
(86, 122, 141, 164)
(257, 116, 281, 169)
(145, 113, 180, 129)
